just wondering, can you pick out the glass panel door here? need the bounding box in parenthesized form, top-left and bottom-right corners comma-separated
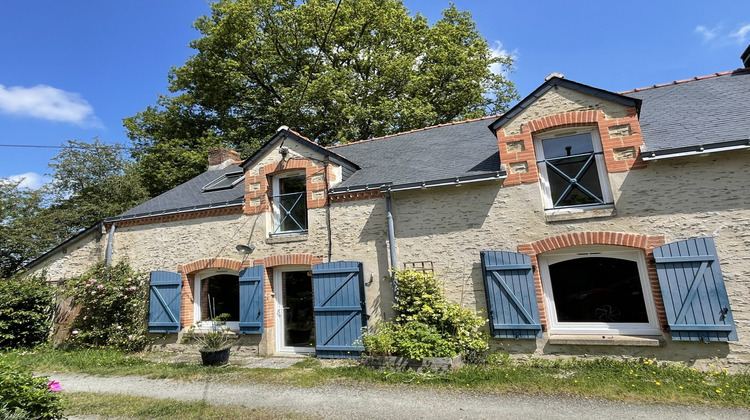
(275, 270, 315, 354)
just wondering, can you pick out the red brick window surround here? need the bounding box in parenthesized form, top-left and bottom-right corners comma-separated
(496, 109, 646, 187)
(244, 158, 332, 216)
(177, 258, 245, 328)
(517, 232, 666, 333)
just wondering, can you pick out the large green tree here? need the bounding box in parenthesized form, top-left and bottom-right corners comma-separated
(47, 139, 149, 238)
(0, 180, 54, 278)
(126, 0, 518, 196)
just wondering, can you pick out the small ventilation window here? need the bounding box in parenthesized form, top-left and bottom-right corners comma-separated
(203, 171, 244, 192)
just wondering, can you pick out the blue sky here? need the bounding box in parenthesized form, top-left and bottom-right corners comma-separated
(1, 0, 749, 188)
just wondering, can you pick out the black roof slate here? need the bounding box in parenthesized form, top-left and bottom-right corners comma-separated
(625, 69, 750, 154)
(109, 164, 244, 221)
(329, 116, 504, 191)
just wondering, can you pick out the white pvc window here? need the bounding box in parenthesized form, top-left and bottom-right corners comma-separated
(271, 172, 307, 234)
(193, 269, 240, 331)
(535, 129, 613, 211)
(539, 246, 660, 335)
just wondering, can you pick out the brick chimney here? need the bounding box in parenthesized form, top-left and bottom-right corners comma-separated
(742, 44, 750, 68)
(208, 148, 241, 171)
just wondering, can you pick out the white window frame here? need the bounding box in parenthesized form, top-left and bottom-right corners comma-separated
(534, 128, 613, 214)
(538, 246, 661, 335)
(193, 268, 240, 332)
(271, 171, 308, 234)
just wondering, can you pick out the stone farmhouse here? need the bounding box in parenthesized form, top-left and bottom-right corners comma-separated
(27, 48, 750, 367)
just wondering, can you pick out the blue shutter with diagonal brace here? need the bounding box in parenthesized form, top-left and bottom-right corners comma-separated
(239, 265, 264, 334)
(481, 251, 542, 339)
(148, 271, 182, 333)
(312, 261, 367, 358)
(653, 237, 737, 342)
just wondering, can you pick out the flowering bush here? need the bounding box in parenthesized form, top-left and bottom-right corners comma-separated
(0, 359, 65, 419)
(0, 273, 55, 349)
(363, 270, 488, 361)
(63, 261, 149, 351)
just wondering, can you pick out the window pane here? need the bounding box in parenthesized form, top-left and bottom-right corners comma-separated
(542, 133, 593, 159)
(282, 271, 315, 347)
(277, 175, 308, 232)
(548, 157, 603, 207)
(203, 275, 240, 321)
(548, 257, 648, 323)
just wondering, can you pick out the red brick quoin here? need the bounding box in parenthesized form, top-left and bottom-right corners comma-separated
(252, 254, 324, 329)
(177, 258, 245, 328)
(517, 232, 666, 332)
(496, 109, 646, 186)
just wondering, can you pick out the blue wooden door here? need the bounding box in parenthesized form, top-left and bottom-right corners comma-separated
(653, 237, 737, 342)
(148, 271, 182, 333)
(312, 261, 367, 358)
(239, 265, 264, 334)
(480, 251, 542, 339)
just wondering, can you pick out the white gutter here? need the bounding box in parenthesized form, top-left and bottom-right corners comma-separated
(641, 142, 750, 161)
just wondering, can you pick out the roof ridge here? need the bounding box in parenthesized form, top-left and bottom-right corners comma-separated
(327, 114, 502, 149)
(619, 68, 749, 94)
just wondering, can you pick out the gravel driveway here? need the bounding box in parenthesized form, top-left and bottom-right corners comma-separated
(52, 372, 750, 420)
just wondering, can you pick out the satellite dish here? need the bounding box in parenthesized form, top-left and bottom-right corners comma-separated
(235, 244, 256, 255)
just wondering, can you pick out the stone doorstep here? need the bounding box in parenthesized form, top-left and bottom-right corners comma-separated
(547, 334, 665, 347)
(361, 355, 464, 372)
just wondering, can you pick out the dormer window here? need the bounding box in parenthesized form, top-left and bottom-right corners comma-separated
(203, 171, 244, 192)
(271, 173, 307, 234)
(535, 129, 612, 210)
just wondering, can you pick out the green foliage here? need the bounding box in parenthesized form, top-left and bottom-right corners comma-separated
(0, 273, 54, 349)
(0, 180, 58, 277)
(186, 314, 232, 350)
(0, 359, 65, 420)
(363, 270, 488, 361)
(63, 261, 149, 351)
(126, 0, 518, 196)
(46, 139, 149, 237)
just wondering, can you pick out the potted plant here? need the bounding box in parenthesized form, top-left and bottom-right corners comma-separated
(188, 312, 233, 366)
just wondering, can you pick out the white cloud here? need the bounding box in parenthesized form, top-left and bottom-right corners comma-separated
(489, 40, 518, 76)
(695, 25, 718, 41)
(730, 24, 750, 44)
(0, 84, 101, 127)
(4, 172, 50, 190)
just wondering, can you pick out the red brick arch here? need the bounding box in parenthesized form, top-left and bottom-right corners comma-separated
(517, 232, 666, 330)
(253, 253, 323, 268)
(176, 258, 244, 327)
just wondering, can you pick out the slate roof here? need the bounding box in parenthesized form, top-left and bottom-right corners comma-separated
(329, 116, 505, 192)
(623, 69, 750, 156)
(107, 163, 245, 221)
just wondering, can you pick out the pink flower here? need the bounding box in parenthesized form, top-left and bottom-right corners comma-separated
(97, 285, 104, 290)
(129, 286, 137, 291)
(47, 381, 62, 392)
(126, 277, 132, 282)
(90, 279, 97, 284)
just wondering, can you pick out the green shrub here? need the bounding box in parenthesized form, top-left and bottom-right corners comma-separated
(0, 273, 54, 349)
(363, 270, 488, 361)
(63, 260, 149, 351)
(0, 359, 65, 419)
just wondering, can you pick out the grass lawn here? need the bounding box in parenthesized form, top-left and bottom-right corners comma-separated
(4, 348, 750, 410)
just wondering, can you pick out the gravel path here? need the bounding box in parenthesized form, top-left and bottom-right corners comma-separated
(52, 372, 750, 420)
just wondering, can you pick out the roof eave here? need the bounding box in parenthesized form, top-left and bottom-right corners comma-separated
(641, 138, 750, 161)
(330, 170, 507, 195)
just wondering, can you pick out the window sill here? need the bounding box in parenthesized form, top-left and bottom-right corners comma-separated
(266, 232, 309, 244)
(544, 205, 616, 223)
(547, 334, 665, 347)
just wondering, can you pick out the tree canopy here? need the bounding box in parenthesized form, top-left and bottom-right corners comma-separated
(125, 0, 518, 196)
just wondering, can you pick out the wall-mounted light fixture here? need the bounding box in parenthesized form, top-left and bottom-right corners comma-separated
(235, 244, 256, 255)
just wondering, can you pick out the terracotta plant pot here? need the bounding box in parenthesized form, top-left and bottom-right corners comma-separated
(199, 347, 231, 366)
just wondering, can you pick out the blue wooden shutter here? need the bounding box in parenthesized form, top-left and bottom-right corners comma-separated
(480, 251, 542, 339)
(148, 271, 182, 333)
(653, 237, 737, 342)
(312, 261, 367, 358)
(239, 265, 264, 334)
